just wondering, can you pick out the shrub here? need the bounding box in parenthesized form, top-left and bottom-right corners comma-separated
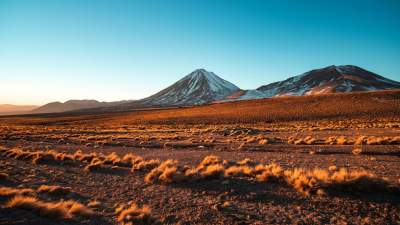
(62, 200, 94, 217)
(158, 166, 185, 183)
(328, 166, 338, 172)
(325, 136, 337, 145)
(255, 163, 282, 182)
(84, 158, 103, 172)
(37, 185, 71, 197)
(389, 136, 400, 144)
(224, 165, 254, 177)
(0, 172, 9, 180)
(5, 196, 93, 220)
(117, 202, 159, 225)
(284, 167, 398, 196)
(330, 168, 396, 193)
(74, 150, 97, 162)
(284, 168, 328, 196)
(102, 152, 121, 165)
(0, 187, 35, 199)
(198, 155, 223, 168)
(294, 139, 306, 145)
(144, 160, 183, 184)
(287, 136, 296, 144)
(336, 136, 350, 145)
(5, 196, 71, 220)
(355, 136, 367, 145)
(258, 139, 269, 145)
(131, 159, 160, 172)
(236, 158, 255, 166)
(87, 200, 101, 209)
(200, 164, 225, 179)
(304, 136, 317, 145)
(352, 146, 363, 155)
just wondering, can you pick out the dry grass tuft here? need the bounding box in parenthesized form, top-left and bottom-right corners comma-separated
(132, 159, 161, 172)
(284, 167, 398, 196)
(325, 136, 337, 145)
(87, 200, 101, 209)
(144, 160, 184, 184)
(352, 146, 363, 155)
(284, 168, 328, 196)
(304, 136, 317, 145)
(102, 152, 122, 165)
(117, 202, 159, 225)
(198, 155, 223, 167)
(224, 165, 254, 177)
(73, 150, 84, 160)
(355, 136, 367, 145)
(62, 199, 94, 217)
(84, 158, 104, 172)
(328, 165, 338, 172)
(288, 136, 317, 145)
(336, 136, 351, 145)
(158, 166, 185, 183)
(200, 164, 225, 179)
(122, 153, 141, 164)
(254, 163, 283, 182)
(5, 196, 94, 220)
(37, 185, 71, 196)
(236, 158, 255, 166)
(5, 196, 72, 220)
(258, 139, 269, 145)
(0, 172, 9, 180)
(74, 150, 98, 162)
(0, 187, 35, 199)
(3, 148, 38, 160)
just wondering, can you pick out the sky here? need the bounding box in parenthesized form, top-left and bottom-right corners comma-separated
(0, 0, 399, 105)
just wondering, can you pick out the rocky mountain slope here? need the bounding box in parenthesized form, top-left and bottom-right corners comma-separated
(234, 65, 400, 100)
(139, 69, 240, 106)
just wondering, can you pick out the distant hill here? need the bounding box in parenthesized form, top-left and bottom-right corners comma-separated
(0, 104, 38, 115)
(32, 100, 129, 114)
(2, 90, 398, 125)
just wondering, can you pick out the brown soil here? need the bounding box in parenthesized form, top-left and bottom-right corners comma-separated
(0, 91, 399, 224)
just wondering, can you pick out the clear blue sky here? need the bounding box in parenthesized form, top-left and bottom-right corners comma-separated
(1, 0, 399, 105)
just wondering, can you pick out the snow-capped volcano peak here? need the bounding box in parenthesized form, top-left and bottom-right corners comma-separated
(184, 69, 239, 93)
(141, 69, 240, 106)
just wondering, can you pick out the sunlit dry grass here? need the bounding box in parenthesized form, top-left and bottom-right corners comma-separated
(117, 202, 159, 225)
(0, 187, 35, 199)
(84, 158, 104, 172)
(0, 172, 9, 180)
(284, 167, 397, 196)
(37, 185, 71, 197)
(5, 196, 93, 220)
(144, 160, 184, 184)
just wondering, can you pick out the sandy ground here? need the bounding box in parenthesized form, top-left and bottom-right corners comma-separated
(0, 121, 399, 225)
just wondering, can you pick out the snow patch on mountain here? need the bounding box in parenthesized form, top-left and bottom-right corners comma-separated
(141, 69, 240, 106)
(227, 65, 400, 101)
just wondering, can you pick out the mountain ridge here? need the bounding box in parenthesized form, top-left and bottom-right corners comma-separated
(233, 65, 400, 100)
(20, 65, 400, 114)
(32, 100, 131, 114)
